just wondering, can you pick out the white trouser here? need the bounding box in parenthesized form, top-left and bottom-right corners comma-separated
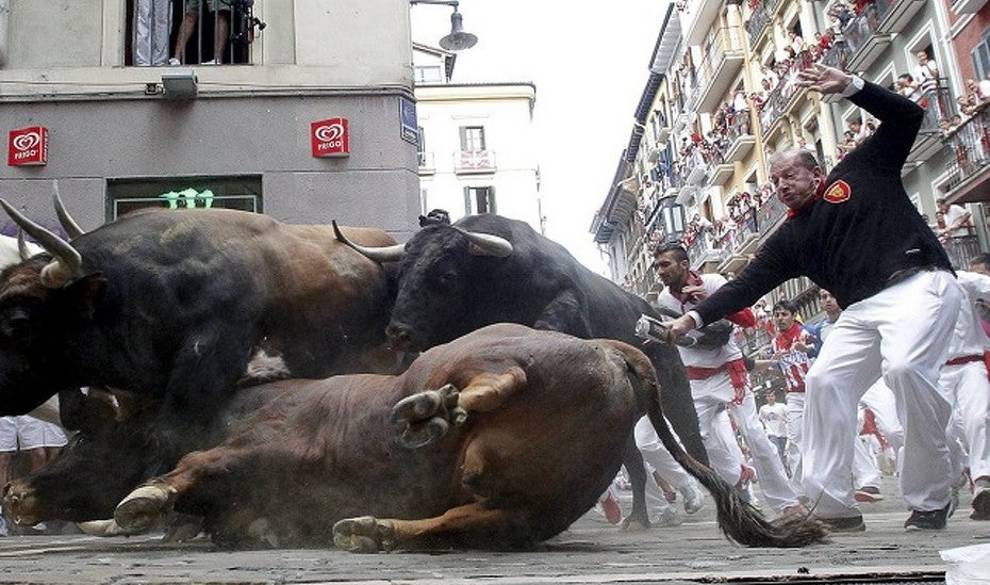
(941, 360, 990, 480)
(860, 379, 904, 454)
(853, 433, 882, 490)
(692, 372, 798, 512)
(785, 392, 805, 491)
(802, 270, 963, 517)
(634, 416, 696, 490)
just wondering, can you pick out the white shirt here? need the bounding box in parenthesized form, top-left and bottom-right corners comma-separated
(979, 79, 990, 100)
(945, 203, 971, 237)
(657, 273, 743, 368)
(948, 271, 990, 360)
(759, 402, 788, 437)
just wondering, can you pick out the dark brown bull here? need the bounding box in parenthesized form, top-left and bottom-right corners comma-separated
(111, 324, 826, 550)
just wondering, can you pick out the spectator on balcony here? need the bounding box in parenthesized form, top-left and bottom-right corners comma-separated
(937, 198, 972, 239)
(789, 31, 806, 56)
(915, 51, 940, 94)
(814, 32, 831, 51)
(895, 74, 919, 101)
(947, 114, 964, 133)
(958, 95, 979, 118)
(761, 65, 780, 91)
(795, 136, 814, 153)
(133, 0, 170, 66)
(733, 90, 750, 115)
(170, 0, 231, 66)
(980, 74, 990, 102)
(659, 64, 964, 532)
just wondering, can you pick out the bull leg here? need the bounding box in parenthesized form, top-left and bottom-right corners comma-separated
(622, 434, 651, 531)
(391, 368, 527, 449)
(114, 447, 244, 534)
(333, 503, 529, 553)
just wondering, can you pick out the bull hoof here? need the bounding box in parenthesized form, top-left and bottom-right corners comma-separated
(391, 384, 466, 449)
(621, 516, 651, 532)
(333, 516, 396, 553)
(164, 514, 204, 542)
(114, 483, 175, 534)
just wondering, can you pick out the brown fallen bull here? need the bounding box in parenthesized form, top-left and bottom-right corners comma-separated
(111, 324, 827, 550)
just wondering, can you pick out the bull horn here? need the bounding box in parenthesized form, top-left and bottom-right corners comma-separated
(16, 230, 31, 261)
(0, 199, 84, 281)
(53, 189, 85, 239)
(331, 220, 406, 263)
(453, 227, 513, 258)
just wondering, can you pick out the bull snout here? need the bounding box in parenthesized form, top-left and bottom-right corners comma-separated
(385, 323, 414, 352)
(2, 480, 40, 526)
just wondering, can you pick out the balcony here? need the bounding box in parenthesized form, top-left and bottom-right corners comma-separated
(683, 71, 702, 114)
(941, 106, 990, 204)
(454, 150, 496, 174)
(842, 0, 895, 71)
(687, 233, 729, 270)
(906, 82, 954, 163)
(682, 0, 728, 46)
(723, 111, 756, 163)
(745, 0, 779, 49)
(696, 26, 746, 114)
(718, 209, 760, 273)
(942, 232, 983, 270)
(685, 150, 708, 186)
(953, 0, 989, 14)
(875, 0, 927, 35)
(417, 151, 435, 175)
(758, 51, 815, 137)
(821, 41, 852, 71)
(756, 195, 788, 240)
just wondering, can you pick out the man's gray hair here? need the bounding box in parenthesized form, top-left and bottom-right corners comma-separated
(769, 148, 822, 171)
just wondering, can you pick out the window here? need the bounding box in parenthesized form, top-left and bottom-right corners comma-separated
(459, 126, 487, 151)
(463, 186, 496, 214)
(126, 0, 258, 66)
(107, 175, 262, 221)
(973, 28, 990, 80)
(414, 66, 444, 84)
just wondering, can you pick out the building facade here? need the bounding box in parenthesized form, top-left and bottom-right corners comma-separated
(413, 45, 541, 230)
(0, 0, 420, 238)
(594, 0, 990, 377)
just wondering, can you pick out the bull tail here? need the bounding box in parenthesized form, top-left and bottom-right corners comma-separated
(605, 340, 828, 548)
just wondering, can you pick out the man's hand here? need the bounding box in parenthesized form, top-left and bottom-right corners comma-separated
(681, 285, 709, 302)
(797, 64, 854, 95)
(663, 314, 698, 340)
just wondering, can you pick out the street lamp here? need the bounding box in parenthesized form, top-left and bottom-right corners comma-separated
(410, 0, 478, 51)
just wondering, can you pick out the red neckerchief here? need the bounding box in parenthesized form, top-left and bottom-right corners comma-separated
(785, 178, 827, 218)
(775, 322, 804, 350)
(670, 271, 704, 308)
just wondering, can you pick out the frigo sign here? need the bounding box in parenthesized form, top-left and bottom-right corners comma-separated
(310, 117, 350, 158)
(7, 126, 48, 167)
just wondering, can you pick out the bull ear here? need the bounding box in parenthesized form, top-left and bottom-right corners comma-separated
(63, 274, 107, 320)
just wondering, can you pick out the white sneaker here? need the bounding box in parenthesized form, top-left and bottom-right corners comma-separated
(168, 57, 181, 66)
(680, 483, 706, 515)
(200, 59, 220, 65)
(652, 507, 683, 527)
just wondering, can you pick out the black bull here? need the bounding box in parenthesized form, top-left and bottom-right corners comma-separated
(335, 213, 709, 528)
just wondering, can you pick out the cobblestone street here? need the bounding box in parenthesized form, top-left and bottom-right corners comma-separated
(0, 477, 986, 584)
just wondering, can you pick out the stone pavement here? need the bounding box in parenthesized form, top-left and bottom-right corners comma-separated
(0, 476, 987, 584)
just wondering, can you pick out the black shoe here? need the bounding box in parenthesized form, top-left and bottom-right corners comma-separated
(904, 502, 952, 531)
(819, 513, 866, 533)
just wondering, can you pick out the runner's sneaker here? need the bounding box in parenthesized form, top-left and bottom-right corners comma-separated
(854, 486, 884, 503)
(819, 513, 866, 533)
(904, 501, 953, 531)
(653, 506, 683, 528)
(168, 57, 181, 66)
(971, 476, 990, 520)
(680, 483, 705, 515)
(599, 491, 622, 525)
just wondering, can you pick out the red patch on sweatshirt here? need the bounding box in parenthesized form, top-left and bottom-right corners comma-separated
(823, 180, 851, 204)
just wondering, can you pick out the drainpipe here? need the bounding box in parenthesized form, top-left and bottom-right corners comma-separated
(0, 0, 9, 67)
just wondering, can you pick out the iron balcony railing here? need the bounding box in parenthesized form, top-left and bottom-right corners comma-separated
(418, 151, 434, 168)
(943, 232, 982, 270)
(455, 150, 496, 172)
(942, 106, 990, 193)
(759, 51, 815, 135)
(821, 41, 851, 70)
(731, 208, 759, 250)
(756, 195, 788, 238)
(842, 0, 893, 59)
(917, 82, 955, 134)
(745, 0, 778, 47)
(697, 26, 743, 94)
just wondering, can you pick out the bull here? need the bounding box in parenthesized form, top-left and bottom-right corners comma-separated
(0, 198, 400, 516)
(108, 324, 826, 550)
(333, 213, 706, 529)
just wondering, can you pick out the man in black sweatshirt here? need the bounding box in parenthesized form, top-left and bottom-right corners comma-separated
(662, 65, 963, 531)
